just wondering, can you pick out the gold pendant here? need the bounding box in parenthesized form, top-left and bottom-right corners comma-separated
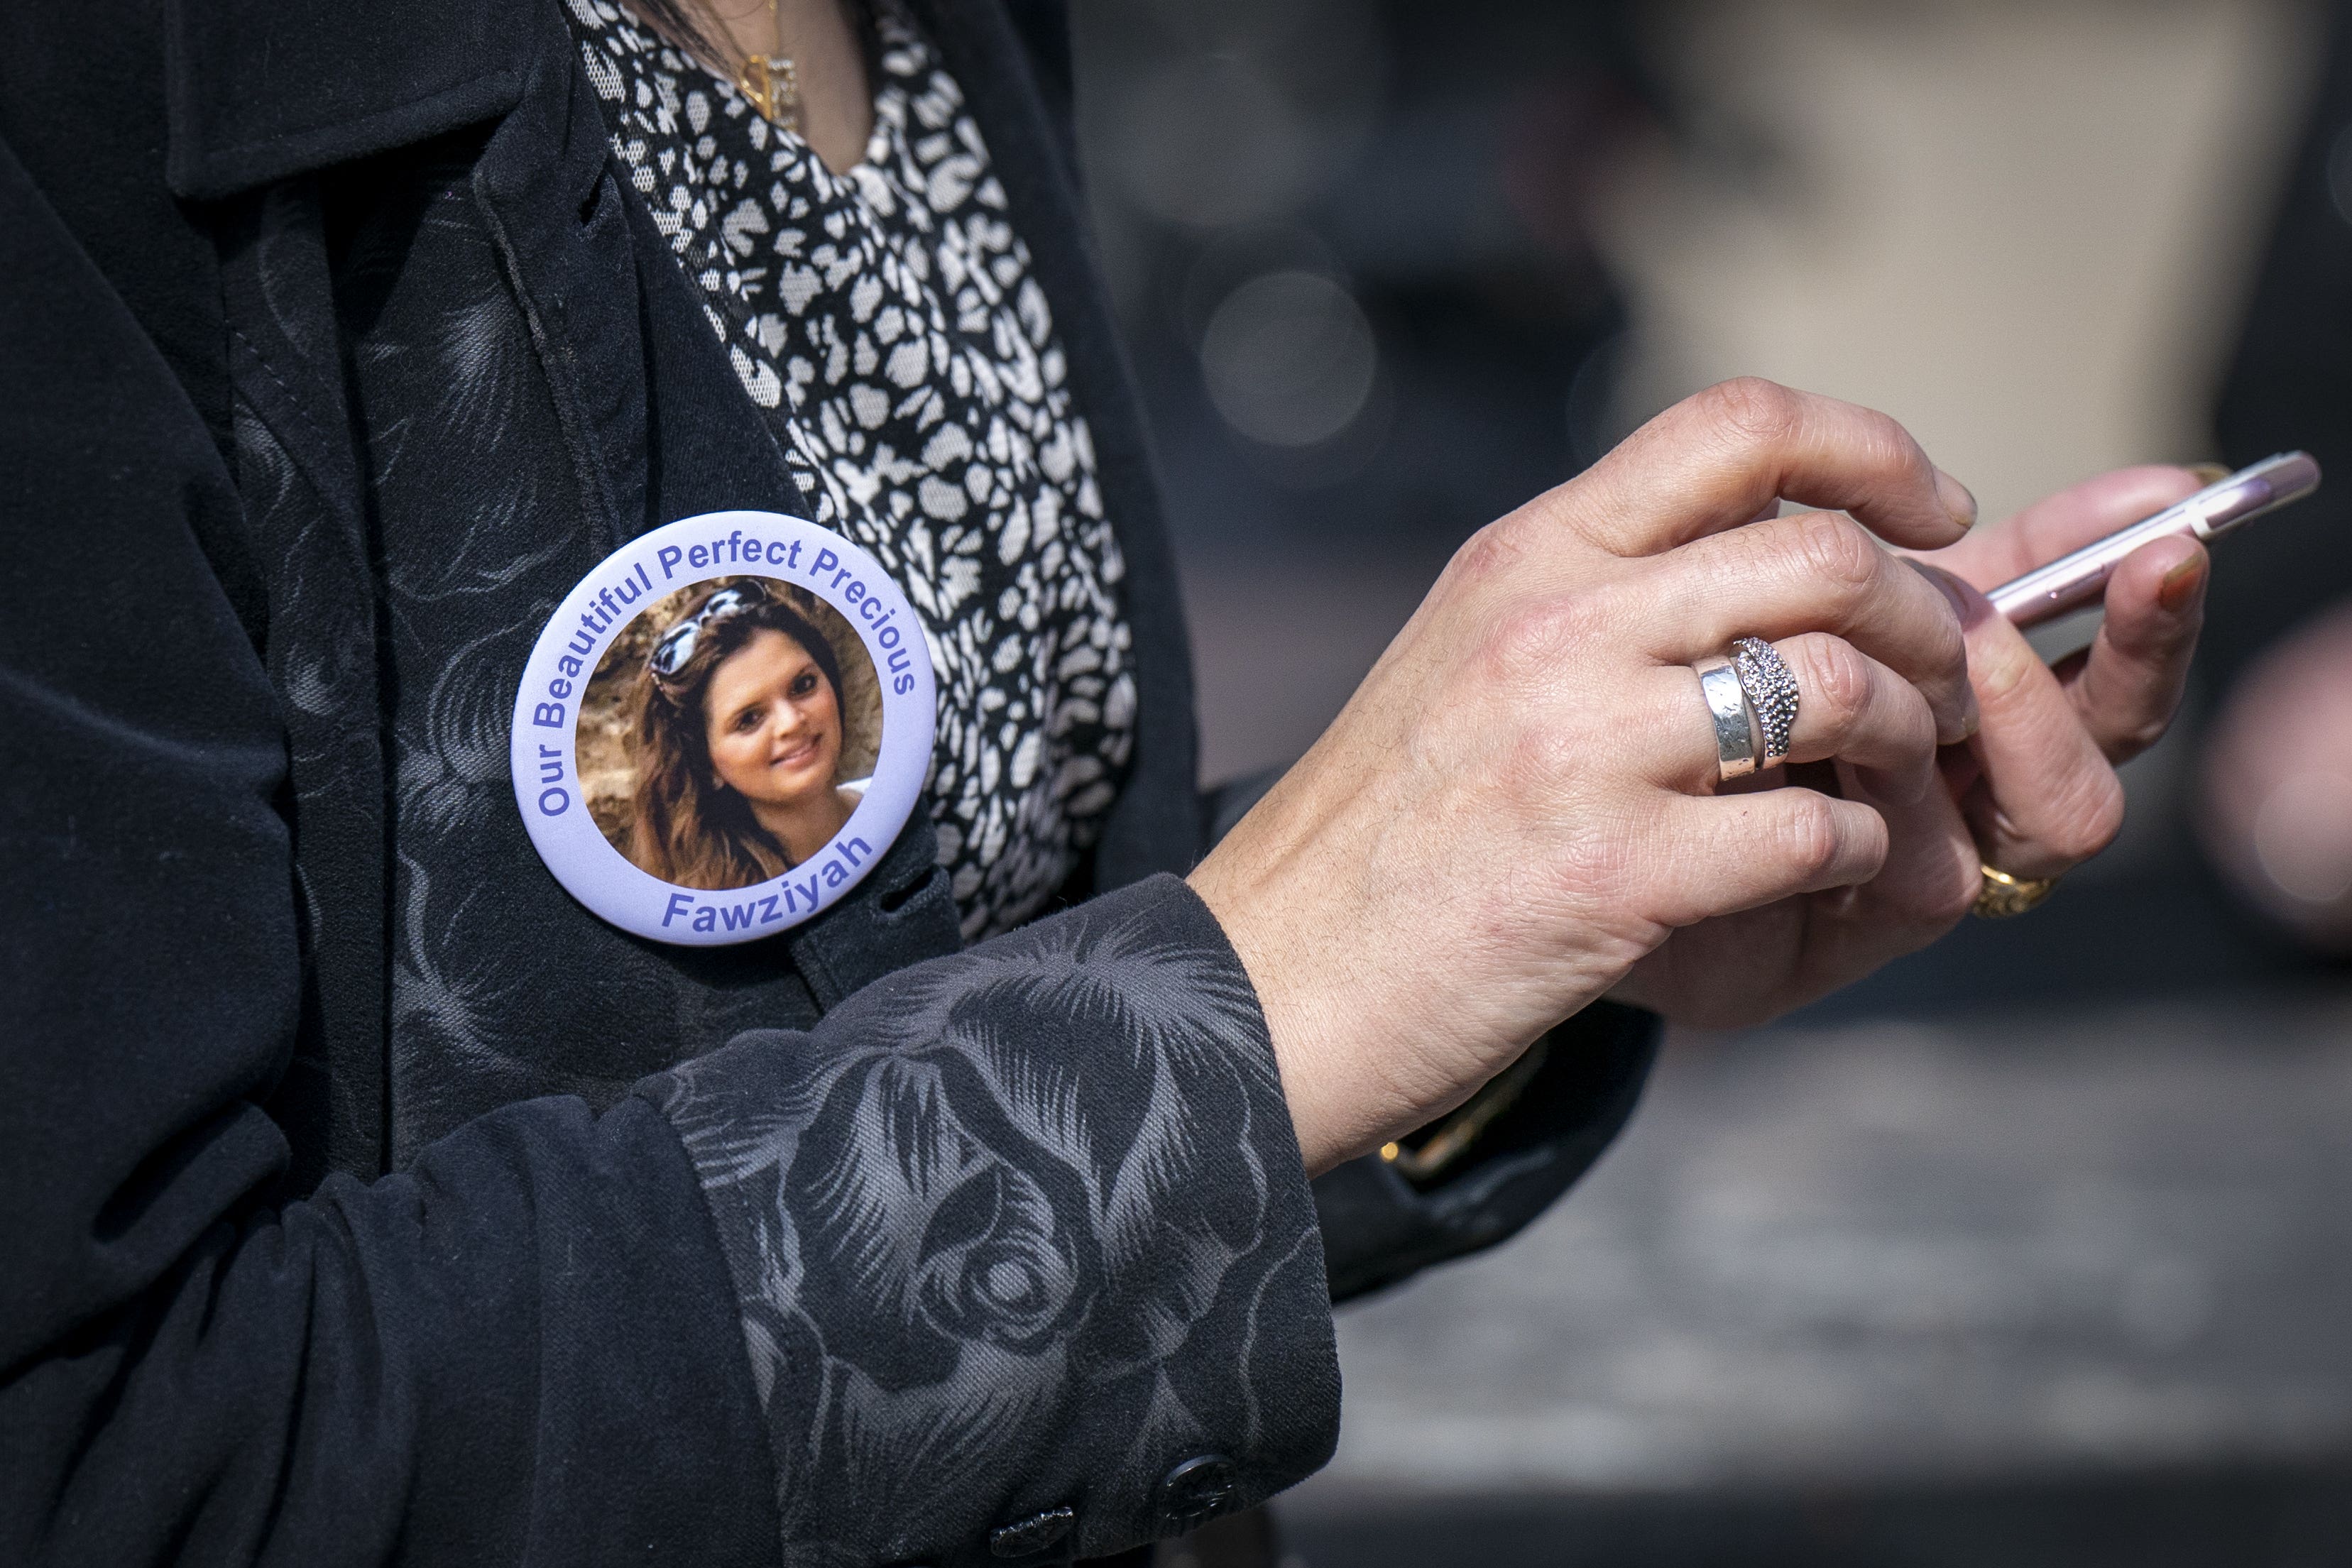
(738, 54, 802, 131)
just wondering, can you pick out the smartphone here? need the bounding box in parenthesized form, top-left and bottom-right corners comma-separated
(1987, 451, 2322, 629)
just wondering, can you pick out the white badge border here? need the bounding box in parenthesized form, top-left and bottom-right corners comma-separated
(510, 510, 936, 946)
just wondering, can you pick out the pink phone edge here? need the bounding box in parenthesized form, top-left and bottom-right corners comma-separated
(1988, 452, 2321, 629)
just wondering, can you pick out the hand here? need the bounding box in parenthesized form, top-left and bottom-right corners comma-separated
(1609, 464, 2211, 1028)
(2199, 597, 2352, 950)
(1190, 380, 1979, 1174)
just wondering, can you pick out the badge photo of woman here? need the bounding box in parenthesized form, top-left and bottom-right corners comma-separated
(587, 578, 880, 890)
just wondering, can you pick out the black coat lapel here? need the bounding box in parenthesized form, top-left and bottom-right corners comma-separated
(164, 0, 530, 200)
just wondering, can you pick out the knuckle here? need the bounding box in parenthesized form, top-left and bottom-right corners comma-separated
(1772, 793, 1847, 880)
(1695, 376, 1802, 449)
(1798, 637, 1873, 730)
(1450, 515, 1533, 588)
(1973, 627, 2043, 706)
(1856, 405, 1923, 477)
(1501, 715, 1588, 799)
(1786, 510, 1882, 594)
(1479, 596, 1599, 688)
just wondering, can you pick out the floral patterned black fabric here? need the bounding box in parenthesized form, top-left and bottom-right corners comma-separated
(640, 875, 1338, 1563)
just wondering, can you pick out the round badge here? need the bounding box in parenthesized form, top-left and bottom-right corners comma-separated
(510, 511, 935, 945)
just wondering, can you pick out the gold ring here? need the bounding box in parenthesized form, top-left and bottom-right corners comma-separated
(1971, 863, 2060, 919)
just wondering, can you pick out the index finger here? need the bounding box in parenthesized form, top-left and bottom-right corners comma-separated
(1556, 378, 1979, 557)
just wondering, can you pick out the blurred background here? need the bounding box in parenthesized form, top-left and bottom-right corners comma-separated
(1068, 0, 2352, 1561)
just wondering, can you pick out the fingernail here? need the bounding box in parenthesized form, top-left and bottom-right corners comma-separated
(1913, 559, 1989, 629)
(2187, 461, 2230, 487)
(1935, 470, 1979, 530)
(2158, 553, 2207, 613)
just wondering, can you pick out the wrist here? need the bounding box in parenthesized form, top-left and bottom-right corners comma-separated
(1186, 855, 1362, 1177)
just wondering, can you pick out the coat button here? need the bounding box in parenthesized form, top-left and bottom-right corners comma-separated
(989, 1505, 1076, 1559)
(1156, 1454, 1239, 1528)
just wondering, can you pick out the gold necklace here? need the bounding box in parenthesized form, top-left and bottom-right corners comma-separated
(735, 0, 802, 130)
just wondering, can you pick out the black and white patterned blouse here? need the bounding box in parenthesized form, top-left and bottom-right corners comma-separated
(567, 0, 1137, 940)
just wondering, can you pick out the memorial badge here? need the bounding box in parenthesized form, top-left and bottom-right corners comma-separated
(510, 512, 935, 944)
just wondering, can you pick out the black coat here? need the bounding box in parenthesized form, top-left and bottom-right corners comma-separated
(0, 1, 1656, 1562)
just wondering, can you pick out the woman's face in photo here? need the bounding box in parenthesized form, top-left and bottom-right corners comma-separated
(701, 628, 843, 807)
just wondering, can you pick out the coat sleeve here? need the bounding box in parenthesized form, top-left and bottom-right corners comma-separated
(642, 878, 1339, 1564)
(0, 133, 1335, 1568)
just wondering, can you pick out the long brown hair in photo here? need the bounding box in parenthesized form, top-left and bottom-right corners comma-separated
(628, 583, 846, 889)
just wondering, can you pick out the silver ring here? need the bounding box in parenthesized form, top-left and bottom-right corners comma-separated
(1695, 661, 1761, 781)
(1730, 636, 1800, 768)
